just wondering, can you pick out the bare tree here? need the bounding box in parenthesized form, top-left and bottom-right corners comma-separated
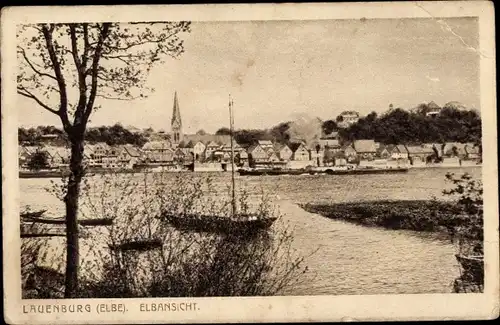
(17, 22, 191, 297)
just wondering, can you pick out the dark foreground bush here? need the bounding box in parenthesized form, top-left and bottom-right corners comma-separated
(22, 172, 309, 298)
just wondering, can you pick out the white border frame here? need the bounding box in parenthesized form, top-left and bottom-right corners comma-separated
(2, 2, 498, 323)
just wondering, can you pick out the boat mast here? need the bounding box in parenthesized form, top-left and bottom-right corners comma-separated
(229, 95, 236, 217)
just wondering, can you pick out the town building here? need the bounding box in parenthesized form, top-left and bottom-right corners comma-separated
(425, 101, 442, 117)
(257, 140, 274, 152)
(442, 142, 467, 158)
(404, 145, 434, 165)
(273, 143, 293, 161)
(247, 143, 268, 167)
(342, 144, 358, 164)
(336, 111, 360, 128)
(204, 141, 221, 161)
(464, 144, 481, 160)
(171, 91, 183, 146)
(390, 145, 409, 160)
(376, 144, 391, 159)
(289, 142, 310, 161)
(353, 139, 377, 161)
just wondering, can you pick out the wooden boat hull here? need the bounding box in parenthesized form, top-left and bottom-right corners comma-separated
(238, 169, 309, 176)
(161, 213, 277, 236)
(323, 167, 409, 175)
(238, 167, 409, 176)
(456, 254, 484, 284)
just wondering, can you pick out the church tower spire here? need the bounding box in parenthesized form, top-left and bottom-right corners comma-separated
(171, 91, 183, 144)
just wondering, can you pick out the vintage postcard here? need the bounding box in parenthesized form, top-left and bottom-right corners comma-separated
(1, 1, 498, 323)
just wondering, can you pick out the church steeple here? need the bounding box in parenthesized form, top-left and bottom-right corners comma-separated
(171, 91, 183, 144)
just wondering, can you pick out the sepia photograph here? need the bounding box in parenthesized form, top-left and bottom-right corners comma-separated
(2, 2, 498, 324)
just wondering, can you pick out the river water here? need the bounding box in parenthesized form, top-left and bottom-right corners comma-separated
(20, 166, 481, 295)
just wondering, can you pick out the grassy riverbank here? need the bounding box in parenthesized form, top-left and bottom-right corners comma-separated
(301, 200, 478, 238)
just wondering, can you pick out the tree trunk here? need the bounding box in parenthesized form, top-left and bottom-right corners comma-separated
(64, 137, 85, 298)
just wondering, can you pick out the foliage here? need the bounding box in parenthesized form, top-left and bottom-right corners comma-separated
(26, 150, 51, 171)
(322, 120, 338, 135)
(442, 172, 483, 245)
(85, 123, 148, 146)
(19, 126, 67, 146)
(338, 106, 481, 145)
(216, 122, 291, 148)
(17, 21, 192, 298)
(301, 200, 466, 234)
(20, 124, 151, 147)
(196, 129, 207, 135)
(215, 127, 231, 135)
(21, 172, 309, 298)
(442, 172, 484, 293)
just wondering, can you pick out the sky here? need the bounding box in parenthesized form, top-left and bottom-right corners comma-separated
(17, 17, 480, 133)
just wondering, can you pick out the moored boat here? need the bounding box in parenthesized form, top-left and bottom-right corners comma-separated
(455, 254, 484, 284)
(160, 213, 277, 236)
(238, 166, 409, 176)
(160, 95, 277, 236)
(238, 168, 309, 176)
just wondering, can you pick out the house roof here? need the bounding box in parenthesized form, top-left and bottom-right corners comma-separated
(93, 143, 111, 151)
(319, 138, 340, 147)
(427, 101, 441, 110)
(148, 152, 174, 162)
(43, 146, 70, 158)
(247, 143, 263, 154)
(267, 151, 279, 159)
(221, 140, 242, 149)
(465, 144, 480, 154)
(123, 144, 142, 157)
(394, 145, 408, 154)
(405, 145, 434, 154)
(376, 144, 389, 155)
(273, 143, 290, 152)
(341, 143, 354, 151)
(353, 139, 377, 153)
(22, 146, 40, 154)
(289, 142, 306, 153)
(238, 151, 249, 158)
(180, 140, 195, 148)
(142, 141, 171, 150)
(257, 140, 273, 147)
(206, 141, 220, 148)
(385, 144, 396, 152)
(183, 134, 231, 145)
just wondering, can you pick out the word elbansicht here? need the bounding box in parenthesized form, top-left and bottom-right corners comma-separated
(23, 302, 199, 314)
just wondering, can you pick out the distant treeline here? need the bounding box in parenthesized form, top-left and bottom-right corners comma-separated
(215, 122, 292, 148)
(19, 104, 482, 148)
(216, 105, 482, 146)
(19, 124, 148, 146)
(335, 106, 482, 145)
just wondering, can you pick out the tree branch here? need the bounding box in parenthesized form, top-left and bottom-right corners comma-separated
(102, 30, 179, 54)
(96, 94, 139, 101)
(83, 23, 111, 124)
(17, 86, 59, 115)
(69, 25, 82, 70)
(41, 24, 71, 131)
(19, 48, 57, 81)
(70, 24, 89, 127)
(82, 24, 90, 68)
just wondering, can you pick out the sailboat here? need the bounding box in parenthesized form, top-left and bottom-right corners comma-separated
(159, 95, 277, 236)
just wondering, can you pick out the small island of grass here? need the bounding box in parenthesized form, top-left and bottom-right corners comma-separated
(300, 200, 480, 240)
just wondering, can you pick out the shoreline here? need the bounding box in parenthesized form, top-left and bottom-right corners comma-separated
(19, 164, 481, 179)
